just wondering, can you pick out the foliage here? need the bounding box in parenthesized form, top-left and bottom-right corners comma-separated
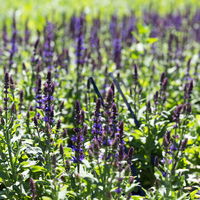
(0, 3, 199, 200)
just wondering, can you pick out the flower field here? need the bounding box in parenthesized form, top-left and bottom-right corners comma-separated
(0, 0, 199, 199)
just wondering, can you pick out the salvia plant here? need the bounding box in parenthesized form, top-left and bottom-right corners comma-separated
(0, 6, 199, 200)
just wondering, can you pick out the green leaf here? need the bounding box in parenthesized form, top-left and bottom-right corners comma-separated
(64, 147, 73, 157)
(0, 171, 8, 179)
(66, 191, 76, 197)
(125, 182, 139, 194)
(190, 189, 200, 199)
(20, 160, 37, 168)
(42, 197, 52, 200)
(58, 186, 68, 199)
(30, 165, 46, 172)
(177, 193, 189, 200)
(146, 37, 158, 44)
(131, 196, 145, 199)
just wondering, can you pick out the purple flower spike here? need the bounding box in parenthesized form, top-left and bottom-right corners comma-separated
(162, 171, 167, 177)
(114, 188, 122, 194)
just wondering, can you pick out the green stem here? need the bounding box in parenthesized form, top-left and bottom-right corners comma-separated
(5, 125, 16, 181)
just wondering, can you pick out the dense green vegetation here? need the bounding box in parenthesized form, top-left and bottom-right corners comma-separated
(0, 0, 199, 199)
